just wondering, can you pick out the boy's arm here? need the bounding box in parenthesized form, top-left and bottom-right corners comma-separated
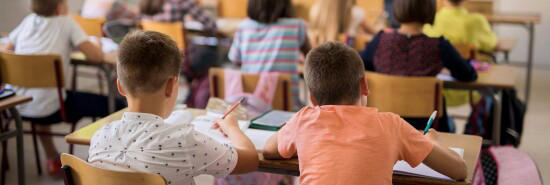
(422, 129, 467, 181)
(263, 133, 284, 159)
(78, 41, 104, 63)
(214, 115, 259, 174)
(3, 42, 14, 51)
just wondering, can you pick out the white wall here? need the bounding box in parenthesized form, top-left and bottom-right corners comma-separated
(493, 0, 550, 66)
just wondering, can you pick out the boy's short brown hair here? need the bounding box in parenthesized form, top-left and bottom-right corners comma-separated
(117, 31, 181, 95)
(304, 42, 365, 105)
(393, 0, 436, 24)
(32, 0, 63, 17)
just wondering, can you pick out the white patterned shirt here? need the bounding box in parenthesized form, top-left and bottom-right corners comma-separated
(88, 110, 238, 185)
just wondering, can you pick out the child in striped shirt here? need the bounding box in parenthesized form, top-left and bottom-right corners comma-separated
(228, 0, 311, 111)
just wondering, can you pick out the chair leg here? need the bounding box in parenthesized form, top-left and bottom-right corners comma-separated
(97, 70, 104, 95)
(30, 124, 43, 175)
(68, 122, 77, 154)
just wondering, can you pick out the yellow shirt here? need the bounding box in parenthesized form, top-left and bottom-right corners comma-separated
(423, 7, 497, 53)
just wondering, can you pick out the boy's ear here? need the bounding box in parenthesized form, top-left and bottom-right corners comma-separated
(116, 79, 127, 97)
(360, 77, 369, 96)
(164, 76, 178, 97)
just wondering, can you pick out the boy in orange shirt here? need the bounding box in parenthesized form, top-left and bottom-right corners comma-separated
(263, 42, 467, 185)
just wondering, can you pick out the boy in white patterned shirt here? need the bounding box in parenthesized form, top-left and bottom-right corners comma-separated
(88, 31, 259, 185)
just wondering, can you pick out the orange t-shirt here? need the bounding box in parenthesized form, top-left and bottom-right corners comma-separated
(278, 105, 434, 185)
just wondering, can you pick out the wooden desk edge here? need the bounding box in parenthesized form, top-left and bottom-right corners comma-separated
(0, 96, 33, 110)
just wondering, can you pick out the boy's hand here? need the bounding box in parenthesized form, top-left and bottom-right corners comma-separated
(211, 114, 239, 137)
(425, 128, 439, 142)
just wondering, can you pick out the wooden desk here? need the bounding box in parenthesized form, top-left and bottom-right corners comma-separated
(484, 11, 541, 104)
(443, 64, 516, 90)
(66, 108, 481, 185)
(0, 95, 32, 185)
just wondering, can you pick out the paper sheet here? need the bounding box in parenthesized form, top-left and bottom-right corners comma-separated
(393, 147, 464, 181)
(191, 112, 276, 150)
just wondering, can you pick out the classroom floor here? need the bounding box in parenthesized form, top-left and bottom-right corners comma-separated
(3, 65, 549, 185)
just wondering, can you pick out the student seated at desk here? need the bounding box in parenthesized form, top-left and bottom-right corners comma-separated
(3, 0, 123, 175)
(88, 31, 259, 185)
(139, 0, 217, 34)
(263, 42, 467, 185)
(359, 0, 477, 132)
(423, 0, 499, 53)
(228, 0, 311, 110)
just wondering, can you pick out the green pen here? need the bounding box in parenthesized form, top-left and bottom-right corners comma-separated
(423, 111, 438, 135)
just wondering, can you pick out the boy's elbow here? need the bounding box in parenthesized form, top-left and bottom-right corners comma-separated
(451, 158, 467, 180)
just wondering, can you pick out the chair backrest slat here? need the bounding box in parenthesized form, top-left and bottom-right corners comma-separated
(218, 0, 248, 18)
(0, 52, 64, 88)
(60, 153, 166, 185)
(209, 68, 293, 111)
(365, 72, 443, 118)
(141, 20, 186, 50)
(70, 14, 106, 37)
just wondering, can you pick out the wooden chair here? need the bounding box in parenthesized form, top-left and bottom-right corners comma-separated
(141, 20, 187, 50)
(453, 43, 476, 60)
(60, 153, 166, 185)
(0, 52, 77, 175)
(337, 34, 372, 51)
(291, 0, 316, 21)
(70, 14, 106, 37)
(365, 72, 443, 126)
(356, 0, 385, 24)
(209, 68, 293, 111)
(218, 0, 248, 18)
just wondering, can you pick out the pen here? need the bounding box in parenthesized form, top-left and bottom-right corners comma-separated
(423, 111, 438, 135)
(221, 97, 245, 119)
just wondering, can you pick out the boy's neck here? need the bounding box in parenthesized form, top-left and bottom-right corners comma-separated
(398, 23, 424, 36)
(126, 95, 171, 119)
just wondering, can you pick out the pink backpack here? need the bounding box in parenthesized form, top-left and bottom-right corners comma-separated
(473, 146, 542, 185)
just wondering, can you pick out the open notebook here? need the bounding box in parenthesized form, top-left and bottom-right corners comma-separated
(393, 147, 464, 181)
(191, 111, 276, 151)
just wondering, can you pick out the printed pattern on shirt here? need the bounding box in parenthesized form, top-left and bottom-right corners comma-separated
(88, 111, 237, 185)
(374, 32, 444, 77)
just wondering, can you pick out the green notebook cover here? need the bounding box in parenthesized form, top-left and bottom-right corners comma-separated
(250, 110, 295, 131)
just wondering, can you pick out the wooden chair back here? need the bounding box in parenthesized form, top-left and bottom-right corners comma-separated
(141, 20, 187, 50)
(208, 68, 293, 111)
(337, 34, 372, 51)
(291, 0, 316, 20)
(365, 72, 443, 119)
(60, 153, 166, 185)
(70, 14, 106, 37)
(0, 52, 64, 88)
(453, 43, 476, 60)
(356, 0, 384, 24)
(218, 0, 248, 18)
(0, 51, 67, 120)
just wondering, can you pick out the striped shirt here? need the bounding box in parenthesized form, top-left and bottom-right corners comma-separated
(228, 18, 307, 110)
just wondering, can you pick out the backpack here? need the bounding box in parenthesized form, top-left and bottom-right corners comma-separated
(473, 146, 542, 185)
(464, 89, 526, 146)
